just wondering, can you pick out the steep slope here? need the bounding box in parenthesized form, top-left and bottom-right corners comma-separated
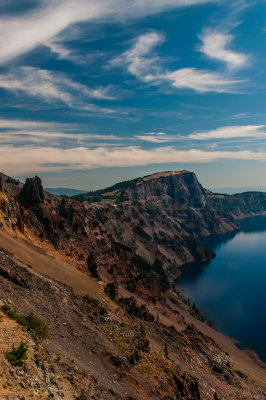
(0, 246, 265, 400)
(2, 170, 266, 290)
(81, 171, 265, 284)
(0, 170, 266, 399)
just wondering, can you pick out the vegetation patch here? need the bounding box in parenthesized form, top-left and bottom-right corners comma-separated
(104, 280, 118, 301)
(76, 390, 88, 400)
(168, 296, 179, 306)
(1, 303, 49, 339)
(104, 321, 150, 368)
(5, 341, 28, 366)
(118, 296, 154, 322)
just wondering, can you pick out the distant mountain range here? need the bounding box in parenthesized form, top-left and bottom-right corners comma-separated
(210, 186, 266, 194)
(44, 187, 87, 197)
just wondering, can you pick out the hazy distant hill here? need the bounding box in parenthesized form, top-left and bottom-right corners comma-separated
(210, 186, 266, 194)
(45, 187, 87, 197)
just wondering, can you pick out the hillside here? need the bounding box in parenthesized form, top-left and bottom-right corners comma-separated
(45, 187, 87, 197)
(0, 171, 265, 399)
(75, 171, 266, 282)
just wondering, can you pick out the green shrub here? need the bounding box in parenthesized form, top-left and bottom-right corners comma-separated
(1, 304, 49, 339)
(168, 296, 179, 305)
(76, 390, 88, 400)
(164, 342, 169, 359)
(104, 281, 118, 301)
(139, 322, 146, 337)
(175, 391, 182, 400)
(22, 312, 49, 339)
(5, 342, 28, 366)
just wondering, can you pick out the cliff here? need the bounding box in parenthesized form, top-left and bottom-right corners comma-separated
(0, 171, 266, 399)
(126, 171, 207, 208)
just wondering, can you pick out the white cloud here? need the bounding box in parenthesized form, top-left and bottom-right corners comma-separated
(137, 125, 266, 142)
(46, 38, 106, 65)
(199, 30, 248, 70)
(1, 144, 266, 176)
(0, 130, 121, 141)
(46, 40, 73, 61)
(165, 68, 242, 93)
(188, 125, 266, 140)
(0, 67, 116, 107)
(0, 0, 216, 64)
(0, 119, 60, 130)
(144, 132, 166, 135)
(110, 32, 164, 81)
(110, 32, 243, 93)
(0, 118, 124, 147)
(135, 135, 171, 143)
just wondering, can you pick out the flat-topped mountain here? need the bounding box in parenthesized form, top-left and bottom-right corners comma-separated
(73, 170, 206, 204)
(126, 170, 207, 208)
(74, 170, 266, 216)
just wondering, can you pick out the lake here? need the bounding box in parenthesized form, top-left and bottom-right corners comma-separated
(177, 217, 266, 362)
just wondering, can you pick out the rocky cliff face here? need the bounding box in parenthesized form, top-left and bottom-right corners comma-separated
(126, 171, 207, 208)
(0, 171, 266, 399)
(18, 176, 45, 208)
(1, 170, 266, 290)
(0, 246, 263, 400)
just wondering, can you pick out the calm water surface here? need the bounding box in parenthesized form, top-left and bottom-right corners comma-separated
(177, 225, 266, 362)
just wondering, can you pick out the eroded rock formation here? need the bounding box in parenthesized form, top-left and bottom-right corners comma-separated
(18, 176, 45, 208)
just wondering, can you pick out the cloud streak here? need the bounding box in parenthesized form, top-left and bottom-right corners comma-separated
(110, 31, 244, 93)
(165, 68, 242, 93)
(0, 118, 125, 148)
(188, 125, 265, 140)
(1, 144, 266, 176)
(0, 67, 116, 108)
(0, 0, 216, 64)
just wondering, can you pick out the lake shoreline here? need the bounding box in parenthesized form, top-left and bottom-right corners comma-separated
(177, 215, 266, 367)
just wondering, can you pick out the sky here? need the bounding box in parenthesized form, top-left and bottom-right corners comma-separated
(1, 0, 266, 191)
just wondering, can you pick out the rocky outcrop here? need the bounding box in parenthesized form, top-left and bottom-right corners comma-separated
(127, 171, 207, 208)
(0, 177, 3, 192)
(2, 169, 266, 295)
(18, 176, 45, 208)
(1, 247, 263, 400)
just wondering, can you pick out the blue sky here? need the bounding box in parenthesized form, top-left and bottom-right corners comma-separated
(1, 0, 266, 191)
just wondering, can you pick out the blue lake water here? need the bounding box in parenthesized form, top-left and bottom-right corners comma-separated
(177, 221, 266, 362)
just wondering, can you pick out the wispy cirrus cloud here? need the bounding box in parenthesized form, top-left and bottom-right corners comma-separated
(1, 144, 266, 176)
(165, 68, 242, 93)
(0, 0, 216, 64)
(0, 66, 116, 108)
(46, 38, 106, 65)
(110, 31, 244, 93)
(0, 118, 123, 147)
(0, 119, 60, 130)
(135, 135, 171, 143)
(137, 125, 266, 143)
(199, 30, 249, 70)
(1, 118, 266, 175)
(188, 125, 265, 140)
(110, 32, 164, 82)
